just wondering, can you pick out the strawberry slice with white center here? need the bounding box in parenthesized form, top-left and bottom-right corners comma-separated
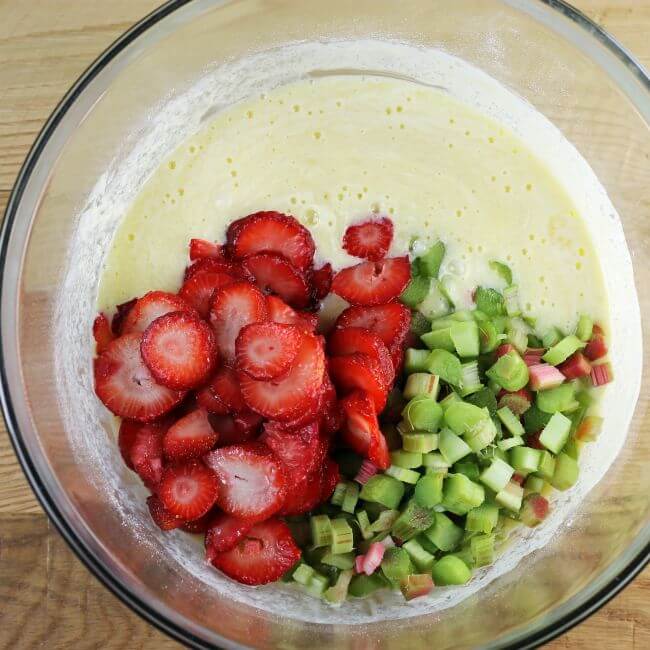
(189, 238, 226, 261)
(260, 420, 325, 482)
(312, 262, 333, 300)
(111, 298, 138, 336)
(227, 211, 315, 271)
(94, 333, 185, 422)
(184, 257, 243, 283)
(334, 302, 411, 355)
(141, 311, 217, 390)
(208, 412, 263, 446)
(266, 295, 318, 332)
(279, 467, 325, 516)
(209, 281, 269, 364)
(329, 352, 389, 412)
(196, 381, 229, 415)
(242, 253, 311, 308)
(121, 291, 196, 334)
(342, 217, 394, 261)
(147, 495, 184, 531)
(331, 256, 411, 306)
(340, 390, 390, 469)
(328, 326, 395, 388)
(158, 461, 219, 521)
(204, 512, 255, 559)
(163, 408, 218, 461)
(93, 313, 113, 354)
(236, 322, 302, 380)
(179, 271, 237, 318)
(239, 333, 325, 421)
(204, 442, 287, 522)
(209, 366, 246, 412)
(209, 519, 301, 586)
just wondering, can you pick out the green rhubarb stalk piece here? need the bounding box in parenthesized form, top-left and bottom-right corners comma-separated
(360, 475, 405, 509)
(416, 240, 446, 278)
(465, 503, 500, 534)
(421, 327, 456, 352)
(486, 350, 529, 391)
(391, 500, 435, 542)
(543, 335, 586, 366)
(381, 547, 414, 585)
(400, 574, 435, 601)
(414, 470, 445, 508)
(323, 569, 354, 605)
(441, 473, 485, 515)
(423, 512, 463, 551)
(431, 556, 472, 585)
(426, 349, 463, 386)
(402, 539, 435, 572)
(403, 349, 432, 375)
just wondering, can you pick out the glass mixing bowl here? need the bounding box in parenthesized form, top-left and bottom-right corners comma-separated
(1, 0, 649, 647)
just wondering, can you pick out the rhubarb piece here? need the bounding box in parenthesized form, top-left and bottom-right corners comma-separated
(584, 327, 608, 361)
(470, 534, 495, 567)
(590, 362, 613, 387)
(539, 412, 572, 454)
(330, 518, 354, 554)
(509, 446, 542, 476)
(391, 500, 435, 542)
(439, 429, 472, 465)
(426, 349, 462, 386)
(441, 473, 485, 515)
(459, 361, 483, 397)
(359, 475, 405, 510)
(465, 503, 499, 534)
(362, 542, 386, 575)
(354, 460, 379, 485)
(422, 512, 463, 551)
(486, 350, 529, 392)
(381, 547, 415, 584)
(310, 514, 333, 548)
(519, 493, 550, 527)
(402, 396, 443, 432)
(528, 363, 565, 391)
(413, 470, 444, 508)
(523, 348, 545, 367)
(402, 539, 435, 572)
(479, 457, 515, 492)
(403, 373, 440, 401)
(385, 465, 420, 484)
(558, 352, 592, 379)
(402, 433, 439, 454)
(550, 452, 579, 490)
(450, 320, 480, 358)
(497, 388, 532, 416)
(543, 335, 586, 366)
(431, 556, 471, 586)
(323, 569, 354, 605)
(536, 383, 577, 413)
(415, 240, 446, 278)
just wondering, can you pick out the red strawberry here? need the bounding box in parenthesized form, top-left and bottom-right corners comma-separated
(279, 468, 324, 516)
(239, 333, 325, 421)
(331, 257, 410, 306)
(558, 352, 592, 379)
(260, 420, 325, 482)
(328, 326, 395, 388)
(196, 382, 229, 415)
(267, 295, 318, 332)
(342, 217, 394, 261)
(111, 298, 137, 336)
(147, 495, 184, 531)
(334, 302, 411, 354)
(181, 509, 217, 534)
(209, 281, 269, 364)
(189, 238, 226, 261)
(227, 211, 315, 271)
(242, 253, 311, 308)
(118, 418, 168, 475)
(205, 512, 255, 559)
(121, 291, 195, 334)
(179, 271, 237, 318)
(527, 431, 545, 450)
(210, 366, 246, 412)
(584, 330, 608, 361)
(93, 313, 114, 354)
(141, 311, 217, 390)
(128, 421, 166, 488)
(204, 442, 287, 522)
(329, 353, 389, 412)
(236, 322, 302, 380)
(163, 408, 218, 461)
(158, 461, 219, 521)
(312, 263, 333, 300)
(319, 375, 342, 437)
(209, 519, 301, 586)
(320, 458, 341, 502)
(340, 391, 390, 469)
(94, 333, 185, 421)
(209, 413, 263, 446)
(184, 257, 243, 283)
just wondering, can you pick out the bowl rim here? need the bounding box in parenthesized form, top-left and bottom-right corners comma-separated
(1, 0, 648, 648)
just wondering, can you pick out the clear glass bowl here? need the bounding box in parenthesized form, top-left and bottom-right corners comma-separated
(2, 0, 649, 647)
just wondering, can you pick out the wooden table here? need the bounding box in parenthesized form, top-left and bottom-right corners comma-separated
(0, 1, 648, 647)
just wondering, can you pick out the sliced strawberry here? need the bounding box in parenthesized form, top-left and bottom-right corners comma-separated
(329, 353, 388, 412)
(342, 217, 394, 261)
(242, 253, 311, 308)
(163, 408, 218, 461)
(558, 352, 592, 379)
(260, 420, 325, 482)
(94, 333, 185, 421)
(141, 311, 217, 390)
(312, 263, 333, 300)
(334, 303, 411, 357)
(147, 495, 183, 531)
(128, 421, 166, 488)
(181, 509, 217, 534)
(111, 298, 137, 336)
(209, 519, 301, 585)
(266, 295, 318, 331)
(279, 468, 324, 516)
(121, 291, 195, 335)
(328, 326, 395, 388)
(184, 257, 243, 283)
(196, 382, 229, 415)
(158, 461, 219, 521)
(209, 366, 246, 412)
(227, 211, 315, 271)
(584, 330, 608, 361)
(209, 413, 263, 446)
(239, 333, 325, 421)
(340, 391, 390, 469)
(179, 271, 237, 318)
(331, 256, 410, 306)
(189, 238, 226, 261)
(93, 313, 114, 354)
(320, 458, 341, 502)
(205, 512, 255, 559)
(209, 281, 269, 364)
(204, 442, 287, 522)
(236, 322, 302, 380)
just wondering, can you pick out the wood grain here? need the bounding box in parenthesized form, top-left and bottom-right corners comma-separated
(0, 1, 648, 648)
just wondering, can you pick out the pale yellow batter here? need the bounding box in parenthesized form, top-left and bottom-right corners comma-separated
(98, 75, 606, 333)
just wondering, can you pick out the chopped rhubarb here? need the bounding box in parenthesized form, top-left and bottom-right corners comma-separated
(528, 363, 565, 391)
(584, 330, 608, 361)
(523, 348, 545, 367)
(355, 554, 366, 574)
(354, 459, 379, 485)
(558, 352, 592, 379)
(362, 542, 386, 575)
(495, 343, 515, 358)
(590, 362, 613, 387)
